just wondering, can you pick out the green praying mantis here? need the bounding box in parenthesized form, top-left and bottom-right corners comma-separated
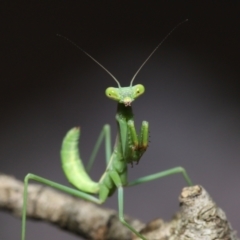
(21, 21, 193, 240)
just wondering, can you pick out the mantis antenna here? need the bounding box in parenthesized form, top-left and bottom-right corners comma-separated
(57, 19, 188, 88)
(129, 19, 188, 86)
(57, 34, 121, 88)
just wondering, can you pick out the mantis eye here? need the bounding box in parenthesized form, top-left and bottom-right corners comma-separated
(105, 87, 120, 101)
(133, 84, 145, 99)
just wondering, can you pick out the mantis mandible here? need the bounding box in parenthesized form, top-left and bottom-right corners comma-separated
(21, 21, 193, 240)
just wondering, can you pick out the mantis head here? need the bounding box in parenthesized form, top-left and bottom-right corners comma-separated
(78, 20, 187, 106)
(105, 84, 145, 106)
(58, 19, 188, 107)
(58, 20, 188, 108)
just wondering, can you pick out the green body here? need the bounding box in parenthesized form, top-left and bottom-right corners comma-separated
(21, 22, 193, 240)
(61, 102, 149, 202)
(21, 81, 192, 240)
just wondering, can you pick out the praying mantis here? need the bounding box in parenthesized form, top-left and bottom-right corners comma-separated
(21, 21, 193, 240)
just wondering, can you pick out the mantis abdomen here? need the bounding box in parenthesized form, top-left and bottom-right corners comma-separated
(60, 127, 99, 194)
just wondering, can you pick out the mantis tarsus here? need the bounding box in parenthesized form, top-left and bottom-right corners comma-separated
(21, 21, 193, 240)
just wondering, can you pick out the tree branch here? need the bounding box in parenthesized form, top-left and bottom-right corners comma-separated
(0, 174, 238, 240)
(135, 185, 239, 240)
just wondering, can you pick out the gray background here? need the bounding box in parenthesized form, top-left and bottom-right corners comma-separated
(1, 1, 240, 239)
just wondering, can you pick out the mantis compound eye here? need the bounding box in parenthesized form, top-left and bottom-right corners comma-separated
(133, 84, 145, 99)
(105, 87, 120, 101)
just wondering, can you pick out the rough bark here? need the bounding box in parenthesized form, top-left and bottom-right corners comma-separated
(0, 174, 238, 240)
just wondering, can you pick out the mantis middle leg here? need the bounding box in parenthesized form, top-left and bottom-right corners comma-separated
(86, 124, 112, 172)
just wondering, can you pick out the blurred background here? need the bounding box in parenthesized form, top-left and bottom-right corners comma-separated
(1, 1, 240, 239)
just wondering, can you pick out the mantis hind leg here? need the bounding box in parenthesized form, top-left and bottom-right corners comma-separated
(119, 167, 192, 239)
(118, 187, 147, 240)
(86, 124, 112, 172)
(109, 171, 147, 240)
(127, 166, 193, 187)
(21, 173, 103, 240)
